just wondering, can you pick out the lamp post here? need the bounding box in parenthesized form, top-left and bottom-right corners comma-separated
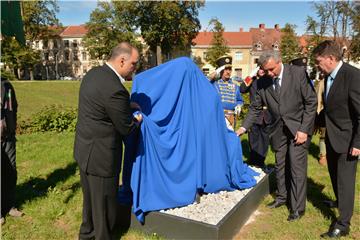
(55, 51, 60, 79)
(42, 61, 49, 80)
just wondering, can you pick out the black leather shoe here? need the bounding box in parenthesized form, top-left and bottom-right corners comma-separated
(267, 200, 286, 209)
(323, 200, 338, 208)
(320, 228, 349, 238)
(287, 211, 305, 222)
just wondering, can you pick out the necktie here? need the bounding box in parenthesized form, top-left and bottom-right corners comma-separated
(274, 77, 280, 95)
(325, 76, 334, 100)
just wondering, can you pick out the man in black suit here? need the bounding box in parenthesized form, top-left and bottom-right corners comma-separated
(313, 40, 359, 238)
(74, 42, 142, 239)
(237, 51, 317, 221)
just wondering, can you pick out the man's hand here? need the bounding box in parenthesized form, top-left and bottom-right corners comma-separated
(294, 131, 308, 145)
(130, 102, 141, 111)
(209, 65, 226, 80)
(349, 147, 360, 157)
(236, 127, 246, 136)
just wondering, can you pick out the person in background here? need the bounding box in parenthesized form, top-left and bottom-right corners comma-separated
(237, 50, 317, 222)
(313, 40, 359, 238)
(1, 77, 23, 225)
(74, 42, 143, 239)
(314, 73, 327, 166)
(209, 55, 243, 131)
(240, 67, 272, 172)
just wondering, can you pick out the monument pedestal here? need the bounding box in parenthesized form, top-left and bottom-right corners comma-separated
(123, 172, 272, 239)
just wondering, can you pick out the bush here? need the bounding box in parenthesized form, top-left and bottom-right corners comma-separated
(18, 105, 77, 133)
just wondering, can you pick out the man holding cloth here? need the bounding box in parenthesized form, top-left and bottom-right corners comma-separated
(237, 50, 317, 221)
(74, 42, 142, 239)
(313, 40, 359, 238)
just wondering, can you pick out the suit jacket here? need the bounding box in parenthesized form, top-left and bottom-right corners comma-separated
(240, 77, 272, 125)
(74, 64, 137, 177)
(324, 62, 360, 153)
(1, 79, 18, 138)
(242, 64, 317, 149)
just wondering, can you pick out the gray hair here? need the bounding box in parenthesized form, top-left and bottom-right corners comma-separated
(258, 50, 282, 66)
(108, 42, 137, 60)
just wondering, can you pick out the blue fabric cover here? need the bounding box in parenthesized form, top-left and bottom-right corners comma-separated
(128, 57, 258, 222)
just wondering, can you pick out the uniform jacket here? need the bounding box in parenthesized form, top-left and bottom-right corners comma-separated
(324, 62, 360, 153)
(240, 77, 272, 125)
(74, 64, 137, 177)
(212, 79, 243, 111)
(242, 64, 317, 149)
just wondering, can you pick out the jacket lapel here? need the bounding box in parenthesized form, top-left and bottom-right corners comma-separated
(326, 63, 344, 104)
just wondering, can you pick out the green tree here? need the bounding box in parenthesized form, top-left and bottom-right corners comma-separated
(280, 23, 301, 63)
(125, 1, 203, 65)
(350, 3, 360, 61)
(1, 36, 41, 80)
(205, 18, 230, 67)
(21, 0, 60, 41)
(82, 1, 140, 61)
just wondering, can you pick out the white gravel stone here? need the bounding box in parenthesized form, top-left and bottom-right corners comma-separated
(160, 167, 267, 225)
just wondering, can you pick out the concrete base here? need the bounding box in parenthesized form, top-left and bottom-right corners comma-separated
(119, 172, 272, 239)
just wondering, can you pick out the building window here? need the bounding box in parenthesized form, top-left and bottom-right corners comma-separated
(234, 68, 242, 78)
(254, 58, 259, 64)
(73, 40, 78, 48)
(64, 50, 70, 61)
(73, 51, 79, 61)
(44, 52, 49, 61)
(255, 42, 262, 51)
(64, 40, 70, 48)
(53, 40, 58, 49)
(82, 52, 87, 61)
(203, 52, 207, 60)
(35, 41, 39, 48)
(234, 52, 243, 61)
(202, 68, 209, 76)
(43, 40, 48, 49)
(272, 43, 279, 50)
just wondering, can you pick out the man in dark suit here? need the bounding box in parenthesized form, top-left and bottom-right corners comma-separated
(74, 42, 143, 239)
(237, 50, 317, 221)
(313, 40, 359, 238)
(1, 77, 23, 225)
(240, 68, 272, 170)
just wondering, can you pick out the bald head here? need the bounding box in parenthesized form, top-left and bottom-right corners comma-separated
(108, 42, 139, 79)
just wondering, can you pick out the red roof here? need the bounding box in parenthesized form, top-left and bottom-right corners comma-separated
(60, 25, 88, 37)
(193, 31, 253, 46)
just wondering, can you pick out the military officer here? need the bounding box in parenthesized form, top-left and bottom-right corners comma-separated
(210, 55, 243, 130)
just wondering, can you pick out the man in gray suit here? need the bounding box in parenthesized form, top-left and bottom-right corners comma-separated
(237, 51, 317, 221)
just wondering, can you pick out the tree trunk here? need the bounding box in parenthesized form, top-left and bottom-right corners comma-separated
(156, 45, 162, 65)
(17, 68, 21, 80)
(30, 69, 34, 80)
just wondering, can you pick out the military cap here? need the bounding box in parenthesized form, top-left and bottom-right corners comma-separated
(290, 57, 308, 67)
(216, 55, 232, 69)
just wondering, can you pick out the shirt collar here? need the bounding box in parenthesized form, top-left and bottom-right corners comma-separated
(106, 62, 125, 84)
(278, 63, 284, 80)
(329, 61, 343, 80)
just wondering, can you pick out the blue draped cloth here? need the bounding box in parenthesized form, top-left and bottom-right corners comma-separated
(125, 57, 258, 222)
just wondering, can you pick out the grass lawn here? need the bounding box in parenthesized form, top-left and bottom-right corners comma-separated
(2, 81, 359, 239)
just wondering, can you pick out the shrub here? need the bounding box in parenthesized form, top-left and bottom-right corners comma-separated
(18, 105, 77, 133)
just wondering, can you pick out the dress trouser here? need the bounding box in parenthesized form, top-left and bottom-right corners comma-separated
(79, 169, 119, 240)
(1, 136, 17, 218)
(248, 124, 270, 167)
(272, 126, 309, 213)
(325, 138, 358, 231)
